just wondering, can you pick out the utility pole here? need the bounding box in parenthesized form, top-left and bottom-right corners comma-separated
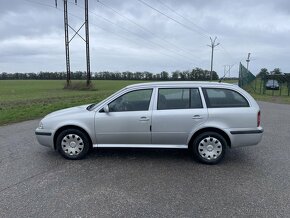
(85, 0, 91, 86)
(223, 65, 227, 78)
(56, 0, 91, 87)
(224, 65, 233, 78)
(221, 64, 233, 81)
(208, 37, 220, 81)
(246, 53, 251, 72)
(63, 0, 70, 86)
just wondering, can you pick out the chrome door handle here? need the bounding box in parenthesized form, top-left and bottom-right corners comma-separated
(139, 117, 150, 121)
(192, 115, 202, 119)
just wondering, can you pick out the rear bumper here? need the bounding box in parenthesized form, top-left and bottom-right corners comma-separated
(230, 129, 263, 135)
(266, 86, 279, 90)
(35, 128, 55, 149)
(228, 127, 264, 148)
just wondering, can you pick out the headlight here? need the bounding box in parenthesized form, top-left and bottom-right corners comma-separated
(39, 121, 44, 129)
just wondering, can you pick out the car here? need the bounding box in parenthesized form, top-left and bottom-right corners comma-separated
(35, 82, 263, 164)
(266, 79, 279, 90)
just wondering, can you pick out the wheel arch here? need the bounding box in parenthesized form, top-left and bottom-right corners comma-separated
(188, 127, 231, 149)
(53, 125, 93, 150)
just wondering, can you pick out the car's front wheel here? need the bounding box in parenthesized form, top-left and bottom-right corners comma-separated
(192, 131, 227, 164)
(56, 129, 90, 160)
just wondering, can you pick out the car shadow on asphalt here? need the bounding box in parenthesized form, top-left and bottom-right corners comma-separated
(41, 147, 252, 166)
(86, 147, 251, 165)
(89, 148, 191, 161)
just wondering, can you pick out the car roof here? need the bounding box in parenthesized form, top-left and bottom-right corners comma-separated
(125, 81, 235, 89)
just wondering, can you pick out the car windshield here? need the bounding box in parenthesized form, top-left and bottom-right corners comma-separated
(86, 87, 127, 111)
(267, 80, 278, 85)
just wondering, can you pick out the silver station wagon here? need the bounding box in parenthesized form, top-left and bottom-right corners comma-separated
(35, 82, 263, 164)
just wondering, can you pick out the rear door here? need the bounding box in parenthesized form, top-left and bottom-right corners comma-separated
(152, 87, 208, 145)
(202, 87, 257, 128)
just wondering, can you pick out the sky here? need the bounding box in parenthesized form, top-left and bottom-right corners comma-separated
(0, 0, 290, 77)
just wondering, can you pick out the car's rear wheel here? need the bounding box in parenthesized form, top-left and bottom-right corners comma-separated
(56, 129, 90, 160)
(192, 131, 227, 164)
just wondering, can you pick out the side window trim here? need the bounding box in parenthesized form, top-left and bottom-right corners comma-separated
(202, 88, 210, 108)
(198, 87, 207, 109)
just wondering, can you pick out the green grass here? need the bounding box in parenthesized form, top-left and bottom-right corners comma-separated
(0, 80, 140, 125)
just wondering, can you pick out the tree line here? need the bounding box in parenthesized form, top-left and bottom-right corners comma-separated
(0, 68, 219, 81)
(256, 68, 285, 78)
(256, 68, 290, 83)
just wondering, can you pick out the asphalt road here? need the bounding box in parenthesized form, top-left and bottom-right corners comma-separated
(0, 101, 290, 218)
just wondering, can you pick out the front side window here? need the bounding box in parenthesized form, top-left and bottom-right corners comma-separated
(203, 88, 249, 108)
(158, 88, 203, 110)
(108, 89, 153, 112)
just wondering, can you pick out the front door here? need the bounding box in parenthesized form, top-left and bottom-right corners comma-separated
(95, 89, 153, 145)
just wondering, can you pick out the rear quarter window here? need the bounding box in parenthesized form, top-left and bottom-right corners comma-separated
(202, 88, 249, 108)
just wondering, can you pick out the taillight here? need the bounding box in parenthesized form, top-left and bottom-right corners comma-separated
(257, 111, 261, 127)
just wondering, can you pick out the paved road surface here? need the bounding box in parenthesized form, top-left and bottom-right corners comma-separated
(0, 101, 290, 217)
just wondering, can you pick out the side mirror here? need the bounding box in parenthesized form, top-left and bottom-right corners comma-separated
(103, 105, 109, 113)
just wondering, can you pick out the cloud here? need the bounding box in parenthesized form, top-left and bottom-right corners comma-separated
(0, 0, 290, 76)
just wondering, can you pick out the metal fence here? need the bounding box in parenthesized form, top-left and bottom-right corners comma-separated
(239, 63, 290, 97)
(238, 63, 255, 88)
(252, 75, 290, 96)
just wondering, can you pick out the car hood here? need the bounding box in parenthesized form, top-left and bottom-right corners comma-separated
(44, 104, 91, 119)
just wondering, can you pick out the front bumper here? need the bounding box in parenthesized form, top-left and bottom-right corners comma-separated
(35, 128, 55, 149)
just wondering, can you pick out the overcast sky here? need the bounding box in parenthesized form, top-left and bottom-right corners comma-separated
(1, 0, 290, 77)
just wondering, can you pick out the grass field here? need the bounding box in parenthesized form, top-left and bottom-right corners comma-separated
(0, 80, 140, 125)
(0, 79, 289, 126)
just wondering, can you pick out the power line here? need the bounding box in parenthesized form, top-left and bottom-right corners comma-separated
(23, 0, 197, 68)
(136, 0, 208, 37)
(155, 0, 244, 71)
(219, 64, 235, 81)
(23, 0, 242, 75)
(23, 0, 56, 9)
(136, 0, 240, 73)
(119, 0, 245, 74)
(155, 0, 210, 38)
(136, 0, 245, 72)
(67, 8, 197, 66)
(59, 0, 91, 86)
(96, 0, 201, 62)
(71, 3, 199, 65)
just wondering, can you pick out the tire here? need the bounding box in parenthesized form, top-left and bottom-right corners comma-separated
(192, 131, 227, 165)
(56, 128, 91, 160)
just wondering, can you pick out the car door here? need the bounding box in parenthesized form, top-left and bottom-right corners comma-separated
(152, 87, 208, 145)
(95, 88, 153, 145)
(202, 87, 258, 128)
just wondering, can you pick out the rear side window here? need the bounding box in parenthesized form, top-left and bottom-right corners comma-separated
(158, 88, 203, 110)
(202, 88, 249, 108)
